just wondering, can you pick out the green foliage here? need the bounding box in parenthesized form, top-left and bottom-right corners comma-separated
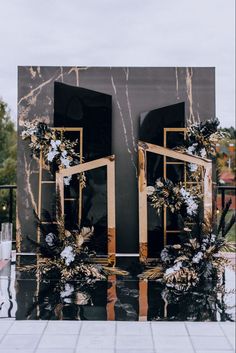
(220, 126, 236, 139)
(0, 98, 17, 227)
(0, 99, 16, 184)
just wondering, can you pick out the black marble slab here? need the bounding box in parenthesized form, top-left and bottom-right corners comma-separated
(17, 67, 215, 253)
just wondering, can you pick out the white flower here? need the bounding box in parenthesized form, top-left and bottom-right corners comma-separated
(211, 234, 216, 243)
(60, 246, 75, 266)
(156, 180, 164, 187)
(200, 148, 207, 158)
(180, 188, 198, 216)
(45, 232, 56, 246)
(192, 251, 203, 263)
(60, 283, 74, 299)
(165, 261, 182, 276)
(60, 156, 71, 168)
(50, 140, 61, 149)
(186, 197, 198, 216)
(189, 163, 198, 172)
(47, 149, 59, 162)
(146, 186, 155, 195)
(187, 146, 195, 155)
(61, 150, 67, 158)
(64, 176, 72, 186)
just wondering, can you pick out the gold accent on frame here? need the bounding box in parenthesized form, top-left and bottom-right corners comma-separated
(138, 140, 212, 263)
(56, 155, 116, 265)
(36, 127, 83, 244)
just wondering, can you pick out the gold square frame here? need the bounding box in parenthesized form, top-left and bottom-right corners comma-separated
(56, 155, 116, 265)
(138, 140, 213, 263)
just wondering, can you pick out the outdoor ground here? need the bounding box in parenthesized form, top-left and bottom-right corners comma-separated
(0, 320, 235, 353)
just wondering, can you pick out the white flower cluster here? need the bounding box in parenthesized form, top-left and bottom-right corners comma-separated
(180, 187, 198, 216)
(187, 144, 207, 173)
(47, 140, 73, 185)
(192, 251, 203, 264)
(187, 144, 206, 158)
(165, 261, 182, 276)
(47, 140, 61, 162)
(60, 246, 75, 266)
(45, 232, 56, 246)
(21, 124, 37, 138)
(189, 163, 198, 172)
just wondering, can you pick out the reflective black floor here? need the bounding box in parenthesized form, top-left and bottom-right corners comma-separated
(0, 254, 235, 321)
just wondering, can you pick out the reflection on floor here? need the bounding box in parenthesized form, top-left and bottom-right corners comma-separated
(0, 253, 235, 322)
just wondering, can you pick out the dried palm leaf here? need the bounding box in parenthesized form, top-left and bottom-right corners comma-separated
(139, 266, 164, 280)
(102, 266, 129, 276)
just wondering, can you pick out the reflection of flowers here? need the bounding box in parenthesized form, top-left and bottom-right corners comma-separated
(60, 246, 75, 266)
(60, 283, 74, 299)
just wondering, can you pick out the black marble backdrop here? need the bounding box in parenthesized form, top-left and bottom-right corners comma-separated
(17, 67, 215, 253)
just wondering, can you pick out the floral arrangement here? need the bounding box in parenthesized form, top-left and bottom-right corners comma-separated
(20, 190, 128, 282)
(21, 121, 84, 185)
(147, 178, 200, 218)
(140, 200, 235, 290)
(178, 118, 229, 178)
(181, 118, 228, 158)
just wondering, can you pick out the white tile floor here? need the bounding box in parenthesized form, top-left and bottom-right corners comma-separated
(0, 320, 234, 353)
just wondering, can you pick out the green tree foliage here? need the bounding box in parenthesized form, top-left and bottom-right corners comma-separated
(220, 126, 236, 139)
(0, 99, 17, 184)
(0, 98, 17, 227)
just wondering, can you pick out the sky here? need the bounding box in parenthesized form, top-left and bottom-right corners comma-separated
(0, 0, 235, 127)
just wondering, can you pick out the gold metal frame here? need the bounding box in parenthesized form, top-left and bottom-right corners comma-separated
(56, 155, 116, 265)
(138, 140, 212, 263)
(37, 127, 83, 244)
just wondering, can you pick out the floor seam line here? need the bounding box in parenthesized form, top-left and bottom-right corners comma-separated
(218, 323, 234, 350)
(32, 319, 49, 353)
(185, 322, 197, 353)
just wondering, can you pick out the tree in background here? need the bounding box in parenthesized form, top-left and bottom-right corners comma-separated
(0, 98, 17, 226)
(217, 127, 236, 184)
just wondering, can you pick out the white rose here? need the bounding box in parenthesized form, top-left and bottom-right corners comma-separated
(146, 186, 155, 195)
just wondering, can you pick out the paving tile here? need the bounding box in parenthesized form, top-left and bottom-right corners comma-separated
(36, 349, 74, 353)
(186, 322, 224, 336)
(80, 321, 116, 336)
(0, 321, 14, 335)
(153, 335, 193, 351)
(38, 334, 77, 349)
(8, 321, 47, 334)
(220, 323, 235, 348)
(117, 322, 151, 336)
(155, 349, 194, 353)
(191, 335, 233, 350)
(116, 334, 153, 350)
(76, 350, 115, 353)
(0, 334, 40, 350)
(76, 335, 115, 351)
(0, 350, 34, 353)
(116, 348, 154, 353)
(45, 321, 80, 334)
(152, 322, 187, 336)
(195, 351, 234, 353)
